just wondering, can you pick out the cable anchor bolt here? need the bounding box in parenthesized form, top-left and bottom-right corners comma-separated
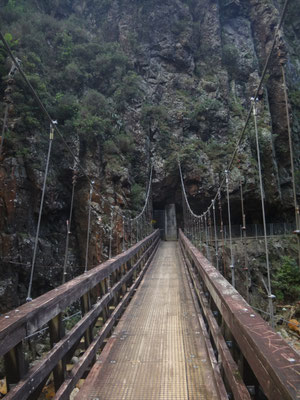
(50, 120, 57, 140)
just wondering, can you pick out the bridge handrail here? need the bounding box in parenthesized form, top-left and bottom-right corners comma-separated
(0, 230, 159, 356)
(0, 230, 160, 399)
(179, 229, 300, 400)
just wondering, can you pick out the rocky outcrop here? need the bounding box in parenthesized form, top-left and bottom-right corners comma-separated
(0, 0, 299, 311)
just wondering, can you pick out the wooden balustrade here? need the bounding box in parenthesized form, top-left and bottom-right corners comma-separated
(179, 229, 300, 400)
(0, 229, 160, 399)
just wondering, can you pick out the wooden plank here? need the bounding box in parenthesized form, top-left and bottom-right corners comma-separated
(54, 238, 160, 400)
(179, 245, 228, 400)
(77, 241, 219, 400)
(179, 242, 251, 400)
(179, 230, 300, 400)
(0, 230, 159, 357)
(3, 236, 159, 400)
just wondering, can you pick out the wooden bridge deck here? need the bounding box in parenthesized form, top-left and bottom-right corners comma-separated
(77, 241, 221, 400)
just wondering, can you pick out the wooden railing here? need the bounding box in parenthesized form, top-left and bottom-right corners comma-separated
(179, 229, 300, 400)
(0, 229, 160, 399)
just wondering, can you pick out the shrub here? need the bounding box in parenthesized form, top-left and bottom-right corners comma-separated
(272, 256, 300, 302)
(141, 104, 169, 128)
(116, 133, 133, 154)
(55, 93, 78, 123)
(103, 139, 118, 155)
(222, 44, 239, 76)
(130, 183, 144, 212)
(113, 72, 141, 110)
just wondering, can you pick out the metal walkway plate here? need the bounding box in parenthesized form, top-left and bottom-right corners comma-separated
(77, 242, 220, 399)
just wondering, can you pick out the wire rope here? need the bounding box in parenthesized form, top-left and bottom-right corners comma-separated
(62, 168, 77, 284)
(177, 0, 291, 220)
(225, 170, 235, 287)
(0, 104, 9, 157)
(84, 182, 94, 273)
(212, 199, 219, 271)
(130, 164, 153, 222)
(280, 62, 300, 267)
(26, 125, 54, 301)
(0, 30, 154, 225)
(252, 100, 275, 328)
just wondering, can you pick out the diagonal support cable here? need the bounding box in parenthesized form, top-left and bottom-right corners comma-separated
(252, 100, 275, 328)
(26, 123, 55, 301)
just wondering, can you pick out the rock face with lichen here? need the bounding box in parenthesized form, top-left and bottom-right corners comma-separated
(0, 0, 299, 311)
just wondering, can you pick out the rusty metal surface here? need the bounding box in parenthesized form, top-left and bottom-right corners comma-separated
(77, 242, 222, 400)
(179, 230, 300, 400)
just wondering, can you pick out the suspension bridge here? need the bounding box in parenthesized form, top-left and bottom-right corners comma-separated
(0, 0, 300, 399)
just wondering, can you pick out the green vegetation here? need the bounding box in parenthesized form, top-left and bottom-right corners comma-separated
(0, 1, 143, 164)
(188, 98, 223, 132)
(290, 88, 300, 119)
(141, 104, 172, 156)
(272, 256, 300, 302)
(222, 44, 239, 77)
(130, 183, 145, 212)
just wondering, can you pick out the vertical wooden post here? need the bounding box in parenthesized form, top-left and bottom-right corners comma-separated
(80, 293, 93, 350)
(48, 314, 66, 392)
(4, 341, 27, 391)
(99, 279, 109, 326)
(112, 270, 119, 306)
(121, 264, 127, 295)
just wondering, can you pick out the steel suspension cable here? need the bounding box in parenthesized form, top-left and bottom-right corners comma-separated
(280, 61, 300, 267)
(252, 100, 275, 328)
(204, 213, 210, 260)
(109, 207, 114, 259)
(127, 165, 153, 244)
(212, 199, 219, 271)
(62, 168, 77, 284)
(208, 207, 213, 250)
(0, 30, 142, 224)
(200, 216, 203, 249)
(136, 218, 139, 243)
(0, 105, 8, 157)
(218, 0, 291, 189)
(122, 216, 126, 252)
(218, 191, 226, 278)
(178, 160, 200, 218)
(131, 164, 154, 222)
(240, 180, 250, 302)
(177, 0, 291, 217)
(84, 182, 94, 272)
(225, 170, 235, 287)
(0, 0, 291, 228)
(26, 124, 54, 301)
(0, 31, 159, 268)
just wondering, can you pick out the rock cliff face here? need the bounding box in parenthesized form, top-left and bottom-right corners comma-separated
(0, 0, 299, 311)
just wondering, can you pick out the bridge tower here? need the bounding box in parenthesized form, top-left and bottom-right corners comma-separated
(153, 204, 178, 240)
(165, 204, 178, 240)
